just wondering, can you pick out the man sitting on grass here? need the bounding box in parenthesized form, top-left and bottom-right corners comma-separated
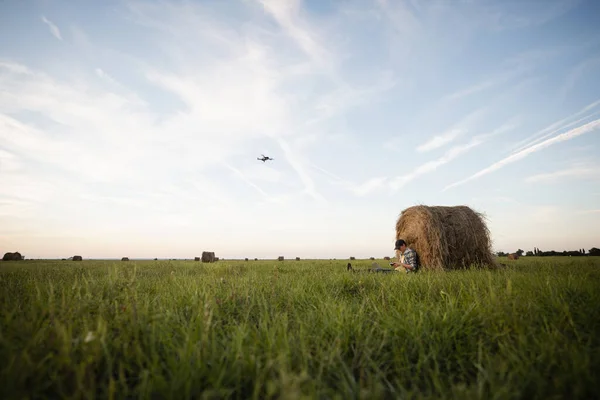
(391, 239, 418, 273)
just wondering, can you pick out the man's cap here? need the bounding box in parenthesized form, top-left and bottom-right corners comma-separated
(394, 239, 406, 250)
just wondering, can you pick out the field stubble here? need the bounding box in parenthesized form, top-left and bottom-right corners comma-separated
(1, 257, 599, 399)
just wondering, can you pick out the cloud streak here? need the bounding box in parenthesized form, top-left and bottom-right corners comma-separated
(524, 164, 600, 183)
(390, 120, 518, 191)
(444, 118, 600, 191)
(41, 16, 62, 40)
(417, 129, 463, 152)
(510, 98, 600, 153)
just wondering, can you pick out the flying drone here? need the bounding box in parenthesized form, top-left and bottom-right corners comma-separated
(257, 154, 274, 162)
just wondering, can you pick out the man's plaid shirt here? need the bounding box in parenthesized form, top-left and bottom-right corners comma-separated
(400, 247, 418, 272)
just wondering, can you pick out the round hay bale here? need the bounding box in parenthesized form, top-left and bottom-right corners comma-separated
(194, 257, 200, 261)
(122, 257, 129, 261)
(507, 253, 519, 260)
(383, 256, 391, 261)
(369, 257, 375, 260)
(254, 258, 258, 261)
(395, 205, 496, 270)
(349, 256, 356, 260)
(2, 251, 23, 261)
(201, 251, 215, 263)
(277, 256, 284, 261)
(72, 255, 83, 261)
(245, 258, 249, 261)
(295, 257, 300, 261)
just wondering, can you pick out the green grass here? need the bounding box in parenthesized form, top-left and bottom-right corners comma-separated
(1, 257, 599, 399)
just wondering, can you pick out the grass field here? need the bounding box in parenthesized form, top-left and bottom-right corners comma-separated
(1, 257, 599, 399)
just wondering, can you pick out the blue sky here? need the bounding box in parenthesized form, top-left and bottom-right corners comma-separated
(1, 0, 599, 259)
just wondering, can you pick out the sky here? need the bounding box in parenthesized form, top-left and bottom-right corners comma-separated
(1, 0, 599, 260)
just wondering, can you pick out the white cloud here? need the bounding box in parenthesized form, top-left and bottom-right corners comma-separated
(41, 16, 63, 41)
(349, 177, 388, 197)
(510, 98, 600, 153)
(416, 129, 464, 152)
(444, 118, 600, 191)
(222, 163, 269, 198)
(525, 164, 600, 183)
(390, 120, 517, 191)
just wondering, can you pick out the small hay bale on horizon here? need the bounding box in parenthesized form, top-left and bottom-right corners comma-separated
(369, 257, 375, 260)
(194, 257, 200, 261)
(72, 255, 83, 261)
(349, 256, 355, 260)
(395, 205, 497, 271)
(245, 258, 249, 261)
(201, 251, 215, 263)
(296, 257, 300, 261)
(507, 253, 520, 260)
(2, 252, 23, 261)
(278, 256, 284, 261)
(121, 257, 129, 261)
(384, 256, 391, 261)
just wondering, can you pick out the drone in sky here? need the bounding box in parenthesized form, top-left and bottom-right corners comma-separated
(257, 154, 274, 162)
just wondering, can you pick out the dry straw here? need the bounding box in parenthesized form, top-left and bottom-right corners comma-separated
(395, 205, 497, 270)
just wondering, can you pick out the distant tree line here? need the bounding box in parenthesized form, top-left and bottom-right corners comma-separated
(496, 247, 600, 257)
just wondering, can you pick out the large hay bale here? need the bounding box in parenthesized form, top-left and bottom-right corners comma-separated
(395, 205, 496, 270)
(122, 257, 129, 261)
(194, 257, 200, 261)
(201, 251, 215, 263)
(72, 255, 83, 261)
(278, 256, 284, 261)
(2, 252, 23, 261)
(507, 253, 519, 260)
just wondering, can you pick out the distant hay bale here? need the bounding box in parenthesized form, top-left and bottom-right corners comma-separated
(2, 252, 21, 261)
(507, 253, 520, 260)
(245, 258, 249, 261)
(369, 257, 375, 260)
(215, 257, 219, 261)
(254, 258, 258, 261)
(2, 252, 23, 261)
(296, 257, 300, 261)
(384, 256, 391, 261)
(395, 205, 496, 270)
(121, 257, 129, 261)
(72, 255, 83, 261)
(278, 256, 284, 261)
(194, 257, 200, 261)
(201, 251, 216, 263)
(349, 256, 355, 260)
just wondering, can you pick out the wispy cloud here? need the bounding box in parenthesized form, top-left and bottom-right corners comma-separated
(524, 164, 600, 183)
(41, 16, 62, 41)
(276, 138, 326, 203)
(558, 56, 600, 101)
(417, 129, 464, 152)
(390, 120, 518, 191)
(258, 0, 331, 69)
(308, 163, 387, 197)
(510, 98, 600, 153)
(222, 163, 269, 198)
(444, 118, 600, 191)
(348, 177, 388, 197)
